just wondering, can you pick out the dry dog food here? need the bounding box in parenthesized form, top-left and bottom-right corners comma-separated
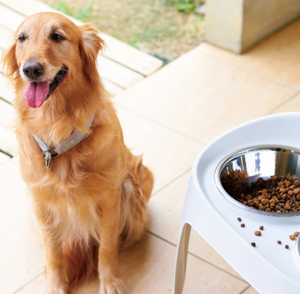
(259, 226, 264, 230)
(285, 245, 289, 249)
(251, 242, 256, 247)
(237, 217, 242, 222)
(277, 240, 282, 244)
(241, 223, 245, 228)
(221, 171, 300, 213)
(290, 235, 296, 240)
(254, 231, 261, 236)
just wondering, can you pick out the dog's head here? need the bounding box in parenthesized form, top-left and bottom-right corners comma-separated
(2, 12, 105, 108)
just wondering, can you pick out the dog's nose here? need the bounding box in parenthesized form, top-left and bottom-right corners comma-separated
(23, 62, 44, 79)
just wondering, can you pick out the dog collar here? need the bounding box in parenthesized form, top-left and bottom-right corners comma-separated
(32, 115, 94, 168)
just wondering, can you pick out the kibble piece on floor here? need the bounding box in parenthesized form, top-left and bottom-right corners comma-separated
(241, 223, 245, 228)
(294, 231, 299, 237)
(277, 240, 282, 244)
(259, 226, 264, 230)
(237, 217, 242, 222)
(251, 242, 256, 247)
(290, 235, 296, 240)
(285, 245, 289, 249)
(255, 231, 261, 236)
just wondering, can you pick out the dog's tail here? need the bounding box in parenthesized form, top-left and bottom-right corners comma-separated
(62, 239, 98, 291)
(119, 154, 154, 249)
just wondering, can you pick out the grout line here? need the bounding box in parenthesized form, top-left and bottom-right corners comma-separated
(239, 285, 251, 294)
(101, 76, 126, 90)
(147, 231, 248, 283)
(200, 50, 300, 92)
(266, 91, 300, 115)
(12, 271, 44, 294)
(102, 54, 148, 78)
(0, 96, 13, 105)
(151, 167, 192, 198)
(0, 149, 13, 158)
(118, 105, 206, 145)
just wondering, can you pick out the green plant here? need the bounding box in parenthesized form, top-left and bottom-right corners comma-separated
(189, 15, 203, 38)
(129, 36, 139, 48)
(51, 0, 93, 22)
(167, 0, 201, 13)
(74, 5, 93, 21)
(52, 0, 72, 15)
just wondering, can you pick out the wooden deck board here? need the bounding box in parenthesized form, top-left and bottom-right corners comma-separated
(0, 3, 25, 32)
(0, 125, 18, 156)
(97, 56, 144, 89)
(0, 151, 10, 164)
(0, 74, 14, 104)
(0, 0, 163, 76)
(0, 99, 14, 128)
(102, 80, 124, 96)
(0, 26, 13, 49)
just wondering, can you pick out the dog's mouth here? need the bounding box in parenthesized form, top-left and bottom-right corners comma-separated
(24, 66, 68, 108)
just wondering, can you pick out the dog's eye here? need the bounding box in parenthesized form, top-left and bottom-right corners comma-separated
(18, 35, 25, 42)
(52, 33, 65, 42)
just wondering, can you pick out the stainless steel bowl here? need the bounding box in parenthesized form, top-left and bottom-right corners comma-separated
(296, 234, 300, 265)
(215, 145, 300, 217)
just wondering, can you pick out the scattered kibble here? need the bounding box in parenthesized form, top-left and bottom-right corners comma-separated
(290, 235, 296, 240)
(251, 242, 256, 247)
(259, 226, 264, 230)
(241, 223, 245, 228)
(294, 231, 299, 237)
(237, 217, 242, 222)
(222, 172, 300, 213)
(285, 245, 289, 249)
(277, 240, 282, 244)
(254, 231, 261, 236)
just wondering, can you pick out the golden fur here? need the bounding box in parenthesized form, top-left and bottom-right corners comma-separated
(2, 12, 154, 294)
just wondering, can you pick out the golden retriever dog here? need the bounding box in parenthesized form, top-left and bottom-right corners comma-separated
(2, 12, 154, 294)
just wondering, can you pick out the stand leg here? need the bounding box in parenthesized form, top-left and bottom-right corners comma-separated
(173, 222, 191, 294)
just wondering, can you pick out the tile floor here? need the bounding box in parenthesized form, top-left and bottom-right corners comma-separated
(3, 16, 300, 294)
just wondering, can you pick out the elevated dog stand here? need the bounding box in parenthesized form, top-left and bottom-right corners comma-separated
(173, 113, 300, 294)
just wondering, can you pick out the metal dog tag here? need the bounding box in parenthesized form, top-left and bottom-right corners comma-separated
(43, 150, 52, 168)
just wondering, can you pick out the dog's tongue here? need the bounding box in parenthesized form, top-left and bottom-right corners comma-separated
(24, 81, 49, 108)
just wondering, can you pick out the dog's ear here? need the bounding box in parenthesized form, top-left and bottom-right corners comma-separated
(79, 24, 105, 85)
(1, 42, 18, 83)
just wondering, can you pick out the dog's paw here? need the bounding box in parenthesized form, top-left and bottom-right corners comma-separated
(99, 277, 125, 294)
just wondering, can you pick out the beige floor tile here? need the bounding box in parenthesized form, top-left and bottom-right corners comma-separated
(117, 108, 203, 193)
(119, 234, 248, 294)
(199, 19, 300, 89)
(270, 93, 300, 114)
(115, 46, 297, 144)
(0, 162, 45, 294)
(148, 172, 243, 279)
(243, 286, 260, 294)
(16, 234, 248, 294)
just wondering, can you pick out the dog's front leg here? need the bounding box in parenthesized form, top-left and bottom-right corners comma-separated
(42, 234, 68, 294)
(98, 190, 125, 294)
(32, 199, 68, 294)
